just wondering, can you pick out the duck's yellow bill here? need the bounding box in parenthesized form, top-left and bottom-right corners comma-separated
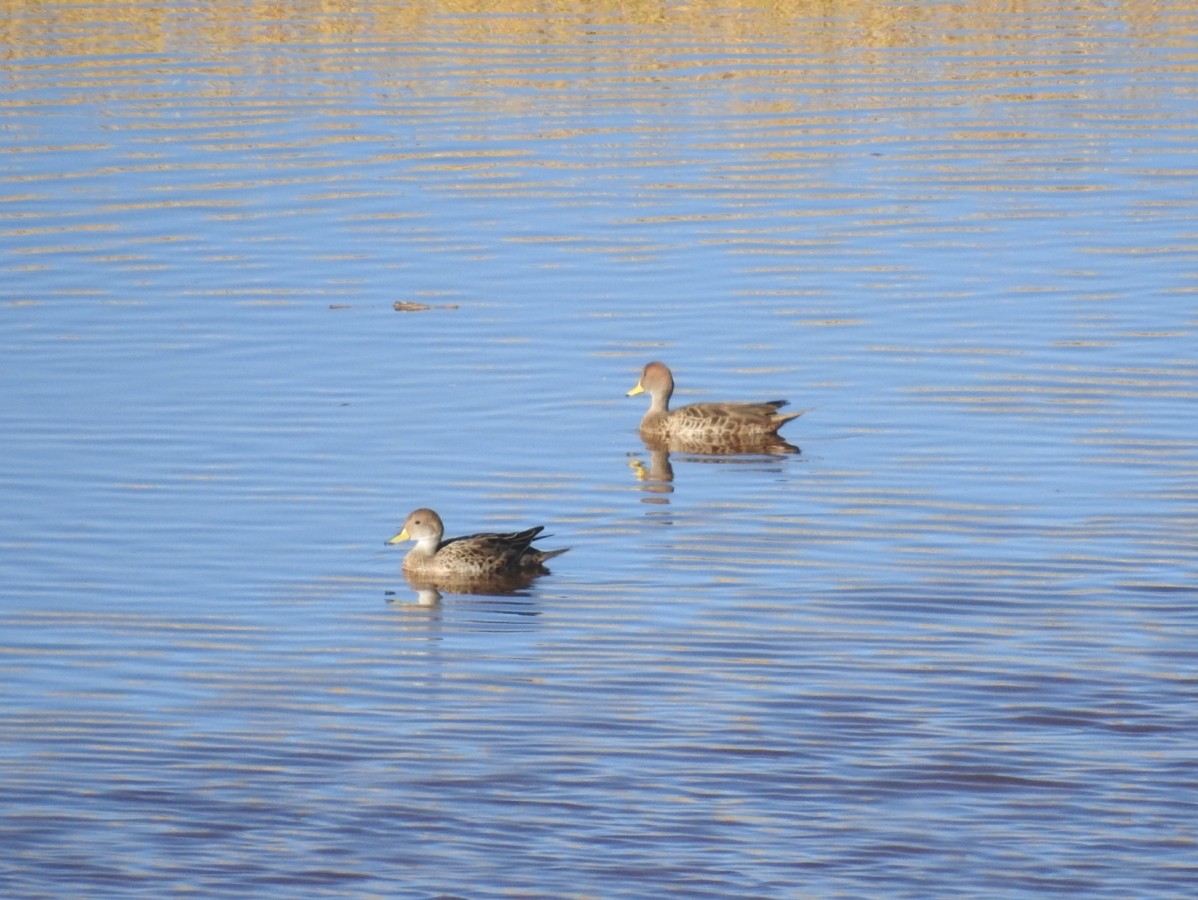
(386, 527, 411, 545)
(626, 381, 645, 397)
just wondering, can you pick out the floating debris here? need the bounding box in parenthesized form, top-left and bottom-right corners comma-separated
(393, 300, 459, 312)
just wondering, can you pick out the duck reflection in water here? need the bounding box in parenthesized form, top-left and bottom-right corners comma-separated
(385, 507, 568, 600)
(397, 571, 548, 607)
(626, 361, 804, 496)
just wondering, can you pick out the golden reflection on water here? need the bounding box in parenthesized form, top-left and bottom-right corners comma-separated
(3, 0, 1192, 62)
(4, 0, 1196, 275)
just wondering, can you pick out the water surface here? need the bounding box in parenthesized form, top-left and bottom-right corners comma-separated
(1, 2, 1196, 897)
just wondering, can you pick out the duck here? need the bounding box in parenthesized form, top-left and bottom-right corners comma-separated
(626, 361, 804, 453)
(386, 508, 568, 579)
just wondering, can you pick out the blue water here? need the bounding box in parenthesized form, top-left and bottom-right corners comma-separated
(2, 2, 1196, 897)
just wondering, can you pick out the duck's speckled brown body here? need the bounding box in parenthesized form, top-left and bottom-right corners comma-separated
(627, 361, 804, 453)
(387, 508, 568, 579)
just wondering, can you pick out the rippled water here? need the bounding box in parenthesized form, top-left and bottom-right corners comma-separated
(2, 2, 1196, 897)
